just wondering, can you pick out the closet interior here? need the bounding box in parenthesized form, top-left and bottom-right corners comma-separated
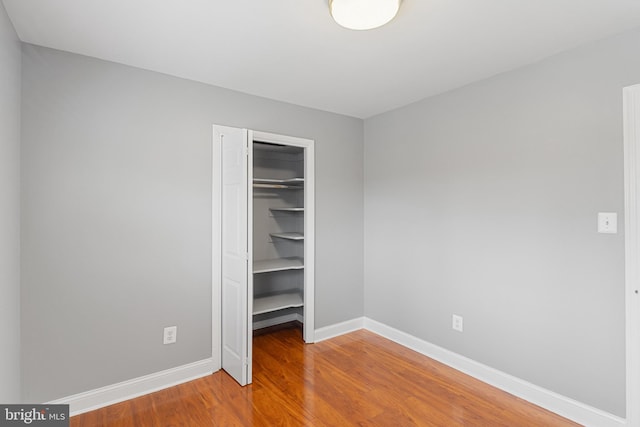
(252, 141, 306, 333)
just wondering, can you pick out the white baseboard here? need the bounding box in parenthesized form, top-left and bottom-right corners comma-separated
(363, 318, 626, 427)
(48, 358, 215, 416)
(314, 317, 365, 342)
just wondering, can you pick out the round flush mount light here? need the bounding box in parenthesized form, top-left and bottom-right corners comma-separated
(329, 0, 402, 31)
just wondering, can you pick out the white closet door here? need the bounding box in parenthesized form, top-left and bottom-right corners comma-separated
(217, 125, 250, 386)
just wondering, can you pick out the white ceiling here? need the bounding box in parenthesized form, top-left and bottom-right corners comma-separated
(4, 0, 640, 118)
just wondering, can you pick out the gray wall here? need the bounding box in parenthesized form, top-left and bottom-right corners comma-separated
(21, 44, 364, 402)
(0, 1, 21, 403)
(364, 28, 640, 417)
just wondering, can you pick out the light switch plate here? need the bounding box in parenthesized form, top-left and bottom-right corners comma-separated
(598, 212, 617, 234)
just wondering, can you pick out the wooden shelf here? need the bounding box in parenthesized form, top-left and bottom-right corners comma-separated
(253, 178, 304, 190)
(270, 207, 304, 212)
(270, 232, 304, 241)
(253, 292, 303, 315)
(254, 257, 304, 274)
(254, 178, 304, 184)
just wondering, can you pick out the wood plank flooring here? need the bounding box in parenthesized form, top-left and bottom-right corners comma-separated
(70, 327, 581, 426)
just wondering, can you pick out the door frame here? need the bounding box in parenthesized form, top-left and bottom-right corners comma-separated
(212, 125, 222, 371)
(212, 126, 315, 373)
(623, 84, 640, 426)
(251, 130, 315, 344)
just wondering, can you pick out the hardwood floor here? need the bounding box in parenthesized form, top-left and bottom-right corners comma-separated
(70, 327, 581, 426)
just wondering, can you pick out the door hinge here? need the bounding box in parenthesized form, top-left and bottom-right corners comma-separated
(243, 357, 250, 366)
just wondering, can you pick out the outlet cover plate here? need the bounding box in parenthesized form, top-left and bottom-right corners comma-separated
(452, 314, 463, 332)
(163, 326, 177, 344)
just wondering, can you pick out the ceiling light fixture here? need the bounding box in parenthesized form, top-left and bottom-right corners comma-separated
(329, 0, 401, 31)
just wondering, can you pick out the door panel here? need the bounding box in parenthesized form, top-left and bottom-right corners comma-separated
(217, 125, 250, 386)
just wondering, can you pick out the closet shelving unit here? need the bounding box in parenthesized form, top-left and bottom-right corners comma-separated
(251, 141, 307, 330)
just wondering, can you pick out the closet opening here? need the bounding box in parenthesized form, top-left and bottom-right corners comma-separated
(251, 142, 306, 337)
(215, 125, 315, 386)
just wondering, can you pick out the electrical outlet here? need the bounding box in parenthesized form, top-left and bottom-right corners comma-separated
(452, 314, 463, 332)
(163, 326, 177, 344)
